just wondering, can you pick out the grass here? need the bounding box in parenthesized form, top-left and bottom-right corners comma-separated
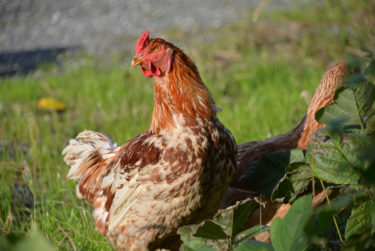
(0, 0, 374, 249)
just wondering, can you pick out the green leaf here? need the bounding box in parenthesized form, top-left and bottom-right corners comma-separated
(304, 195, 352, 244)
(178, 199, 259, 249)
(194, 247, 217, 251)
(370, 198, 375, 233)
(355, 140, 375, 185)
(366, 114, 375, 134)
(289, 149, 306, 163)
(213, 199, 259, 238)
(310, 131, 364, 184)
(13, 222, 54, 251)
(234, 240, 274, 251)
(271, 162, 312, 203)
(315, 81, 375, 127)
(195, 221, 227, 240)
(178, 225, 213, 251)
(342, 195, 375, 251)
(270, 195, 312, 251)
(0, 236, 12, 251)
(234, 225, 269, 245)
(345, 201, 372, 240)
(248, 150, 305, 196)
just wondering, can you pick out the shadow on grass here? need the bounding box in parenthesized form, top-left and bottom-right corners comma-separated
(0, 46, 81, 77)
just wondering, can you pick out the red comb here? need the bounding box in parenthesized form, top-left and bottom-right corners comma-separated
(135, 30, 150, 54)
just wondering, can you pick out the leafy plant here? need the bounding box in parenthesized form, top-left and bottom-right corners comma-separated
(270, 195, 312, 251)
(178, 199, 271, 250)
(178, 56, 375, 250)
(0, 222, 54, 251)
(1, 1, 374, 249)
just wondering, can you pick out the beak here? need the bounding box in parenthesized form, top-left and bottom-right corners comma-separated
(132, 55, 143, 67)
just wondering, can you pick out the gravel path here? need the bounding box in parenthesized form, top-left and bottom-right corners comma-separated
(0, 0, 289, 75)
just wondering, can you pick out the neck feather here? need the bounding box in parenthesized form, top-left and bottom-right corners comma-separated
(150, 49, 215, 133)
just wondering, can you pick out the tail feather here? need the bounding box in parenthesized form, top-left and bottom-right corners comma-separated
(63, 130, 119, 235)
(63, 130, 118, 199)
(62, 131, 120, 235)
(231, 62, 348, 190)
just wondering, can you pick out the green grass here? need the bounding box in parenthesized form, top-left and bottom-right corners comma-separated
(1, 0, 374, 249)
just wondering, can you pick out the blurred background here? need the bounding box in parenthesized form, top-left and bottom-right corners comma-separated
(0, 0, 374, 250)
(0, 0, 289, 76)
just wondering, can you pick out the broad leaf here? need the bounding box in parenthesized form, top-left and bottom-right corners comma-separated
(304, 195, 352, 244)
(195, 221, 227, 240)
(342, 196, 375, 251)
(366, 114, 375, 134)
(14, 222, 54, 251)
(310, 78, 375, 185)
(309, 131, 366, 184)
(248, 149, 305, 196)
(194, 248, 217, 251)
(234, 240, 274, 251)
(270, 195, 312, 251)
(178, 225, 215, 251)
(178, 199, 259, 249)
(211, 199, 259, 238)
(316, 81, 375, 127)
(234, 225, 269, 245)
(345, 201, 372, 240)
(355, 140, 375, 185)
(272, 162, 313, 203)
(370, 198, 375, 233)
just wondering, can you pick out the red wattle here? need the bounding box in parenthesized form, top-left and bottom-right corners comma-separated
(151, 64, 161, 77)
(141, 61, 161, 78)
(141, 66, 153, 78)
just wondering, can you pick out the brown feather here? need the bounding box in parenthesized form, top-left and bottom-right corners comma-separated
(231, 62, 348, 191)
(63, 33, 237, 251)
(222, 62, 349, 243)
(150, 39, 216, 132)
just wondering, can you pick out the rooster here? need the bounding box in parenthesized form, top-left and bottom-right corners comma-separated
(62, 30, 237, 250)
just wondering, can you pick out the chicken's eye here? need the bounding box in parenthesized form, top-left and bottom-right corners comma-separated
(154, 45, 161, 50)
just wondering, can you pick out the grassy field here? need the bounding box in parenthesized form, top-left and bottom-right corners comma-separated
(1, 0, 374, 249)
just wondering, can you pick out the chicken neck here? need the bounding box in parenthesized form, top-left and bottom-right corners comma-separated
(150, 50, 216, 133)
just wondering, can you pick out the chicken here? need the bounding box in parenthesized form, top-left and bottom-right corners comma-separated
(229, 61, 348, 193)
(222, 61, 348, 242)
(62, 30, 237, 250)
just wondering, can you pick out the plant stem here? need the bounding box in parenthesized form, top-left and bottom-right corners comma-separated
(259, 194, 263, 228)
(312, 176, 315, 197)
(352, 89, 365, 131)
(319, 179, 345, 243)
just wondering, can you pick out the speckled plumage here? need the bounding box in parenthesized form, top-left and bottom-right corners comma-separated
(63, 31, 237, 250)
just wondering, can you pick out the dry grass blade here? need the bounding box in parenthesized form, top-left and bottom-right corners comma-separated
(252, 0, 271, 23)
(57, 223, 78, 251)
